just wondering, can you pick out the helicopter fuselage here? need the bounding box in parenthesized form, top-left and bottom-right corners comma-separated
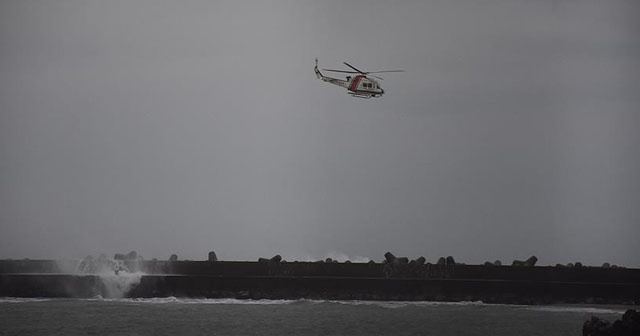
(347, 75, 384, 98)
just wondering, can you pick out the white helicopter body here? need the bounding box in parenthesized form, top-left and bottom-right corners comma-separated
(314, 59, 403, 98)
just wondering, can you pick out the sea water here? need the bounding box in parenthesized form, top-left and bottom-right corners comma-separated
(0, 298, 628, 335)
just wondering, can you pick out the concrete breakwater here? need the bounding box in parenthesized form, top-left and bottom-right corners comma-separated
(1, 259, 639, 305)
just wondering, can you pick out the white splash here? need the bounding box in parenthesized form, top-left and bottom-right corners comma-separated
(62, 256, 144, 298)
(97, 272, 143, 299)
(323, 252, 371, 263)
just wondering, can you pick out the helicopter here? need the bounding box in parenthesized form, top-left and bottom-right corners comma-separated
(314, 58, 404, 98)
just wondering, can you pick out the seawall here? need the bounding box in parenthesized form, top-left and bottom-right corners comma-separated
(1, 259, 638, 305)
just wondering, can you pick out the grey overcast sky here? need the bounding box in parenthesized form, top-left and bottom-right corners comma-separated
(1, 1, 639, 266)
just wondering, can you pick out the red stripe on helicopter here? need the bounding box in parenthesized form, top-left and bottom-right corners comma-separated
(348, 75, 363, 92)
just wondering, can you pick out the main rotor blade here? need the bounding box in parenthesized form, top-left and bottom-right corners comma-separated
(322, 69, 359, 74)
(367, 70, 405, 74)
(343, 62, 366, 74)
(370, 75, 384, 80)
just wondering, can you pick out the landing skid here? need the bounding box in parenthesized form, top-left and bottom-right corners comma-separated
(349, 93, 379, 99)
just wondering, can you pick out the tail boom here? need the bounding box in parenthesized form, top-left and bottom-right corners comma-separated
(315, 59, 349, 89)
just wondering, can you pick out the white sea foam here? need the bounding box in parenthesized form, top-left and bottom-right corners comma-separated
(0, 297, 56, 303)
(3, 296, 628, 315)
(79, 297, 298, 305)
(522, 306, 628, 314)
(65, 297, 488, 308)
(325, 300, 487, 309)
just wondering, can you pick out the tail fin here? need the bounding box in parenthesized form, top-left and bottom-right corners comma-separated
(314, 58, 323, 79)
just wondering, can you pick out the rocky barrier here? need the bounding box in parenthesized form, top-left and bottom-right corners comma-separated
(583, 309, 639, 336)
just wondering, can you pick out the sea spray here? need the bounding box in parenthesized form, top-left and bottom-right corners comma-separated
(56, 255, 144, 298)
(297, 252, 371, 263)
(323, 252, 371, 263)
(96, 272, 143, 298)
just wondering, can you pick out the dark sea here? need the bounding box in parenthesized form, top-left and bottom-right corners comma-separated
(0, 297, 629, 335)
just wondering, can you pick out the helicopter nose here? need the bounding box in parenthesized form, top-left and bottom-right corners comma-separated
(381, 88, 385, 95)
